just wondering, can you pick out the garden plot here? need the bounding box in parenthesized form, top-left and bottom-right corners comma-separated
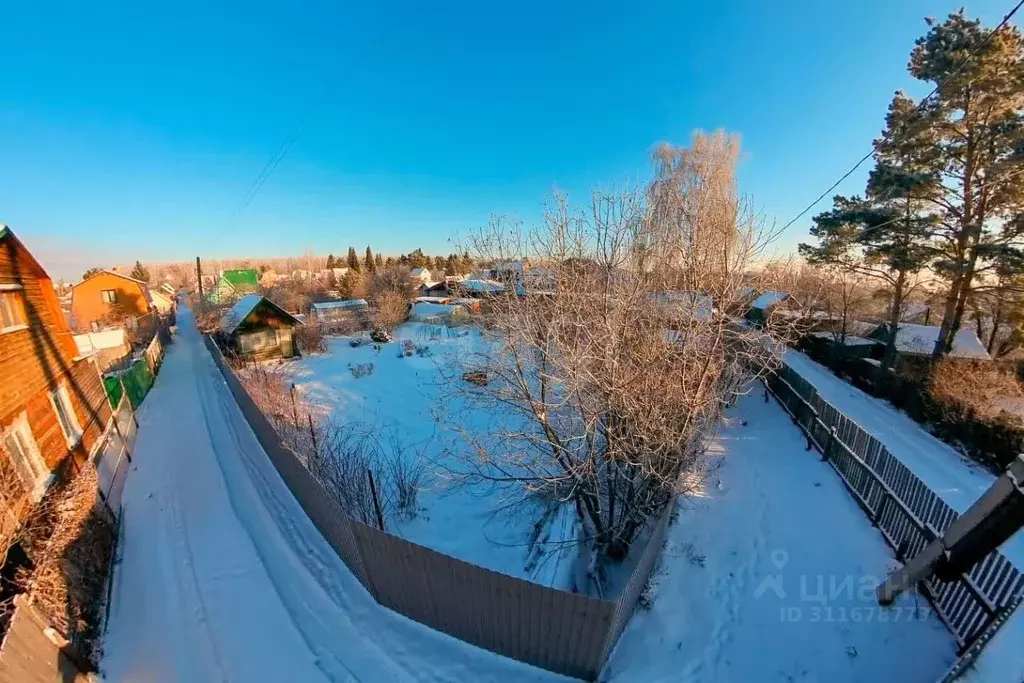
(605, 391, 957, 682)
(287, 322, 579, 589)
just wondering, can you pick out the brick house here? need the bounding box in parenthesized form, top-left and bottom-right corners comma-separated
(0, 226, 112, 536)
(70, 269, 157, 336)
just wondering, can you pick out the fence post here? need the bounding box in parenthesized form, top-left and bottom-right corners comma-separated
(874, 490, 890, 529)
(307, 413, 317, 457)
(804, 404, 818, 451)
(367, 468, 385, 531)
(290, 384, 298, 426)
(823, 426, 836, 462)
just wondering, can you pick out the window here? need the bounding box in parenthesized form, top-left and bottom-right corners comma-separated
(101, 289, 118, 304)
(1, 413, 48, 497)
(50, 382, 82, 447)
(0, 290, 27, 332)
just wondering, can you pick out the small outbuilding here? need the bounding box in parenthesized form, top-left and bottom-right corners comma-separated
(309, 299, 369, 331)
(867, 322, 991, 362)
(220, 294, 302, 360)
(744, 291, 790, 326)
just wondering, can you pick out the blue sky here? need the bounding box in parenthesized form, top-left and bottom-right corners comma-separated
(0, 1, 1011, 281)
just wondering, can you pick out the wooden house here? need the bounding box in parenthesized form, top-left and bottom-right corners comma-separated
(220, 294, 302, 360)
(0, 226, 112, 534)
(210, 268, 260, 304)
(743, 291, 790, 327)
(70, 269, 156, 334)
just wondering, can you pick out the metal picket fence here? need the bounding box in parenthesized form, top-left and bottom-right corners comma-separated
(766, 361, 1024, 653)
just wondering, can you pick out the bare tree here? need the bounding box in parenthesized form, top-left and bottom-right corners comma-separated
(442, 132, 784, 583)
(373, 291, 408, 333)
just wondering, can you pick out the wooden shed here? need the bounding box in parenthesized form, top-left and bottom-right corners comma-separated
(219, 294, 302, 360)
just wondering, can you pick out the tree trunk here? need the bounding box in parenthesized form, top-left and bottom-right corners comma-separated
(882, 272, 905, 373)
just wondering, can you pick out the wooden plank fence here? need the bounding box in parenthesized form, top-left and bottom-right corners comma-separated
(0, 596, 90, 682)
(765, 361, 1024, 653)
(92, 394, 136, 513)
(203, 334, 673, 680)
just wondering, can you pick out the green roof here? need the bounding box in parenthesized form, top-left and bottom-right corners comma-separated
(219, 269, 260, 288)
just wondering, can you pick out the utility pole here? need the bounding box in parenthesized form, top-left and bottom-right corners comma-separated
(196, 256, 204, 307)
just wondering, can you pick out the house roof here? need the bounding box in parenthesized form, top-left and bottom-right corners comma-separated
(220, 294, 301, 335)
(0, 225, 50, 280)
(219, 269, 260, 288)
(460, 278, 504, 294)
(650, 291, 714, 322)
(876, 323, 991, 359)
(74, 269, 148, 288)
(310, 299, 367, 311)
(74, 329, 126, 354)
(750, 290, 789, 310)
(410, 267, 432, 277)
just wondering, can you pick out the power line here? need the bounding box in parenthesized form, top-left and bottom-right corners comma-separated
(781, 0, 1024, 233)
(215, 88, 335, 241)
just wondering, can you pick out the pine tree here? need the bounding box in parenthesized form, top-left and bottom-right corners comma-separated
(444, 254, 456, 276)
(800, 162, 936, 371)
(375, 253, 383, 269)
(365, 246, 376, 273)
(130, 261, 151, 282)
(876, 12, 1024, 359)
(408, 248, 428, 268)
(385, 256, 396, 267)
(326, 253, 335, 268)
(347, 246, 361, 272)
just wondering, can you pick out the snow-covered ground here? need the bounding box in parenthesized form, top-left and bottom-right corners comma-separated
(102, 307, 568, 682)
(781, 349, 1024, 570)
(102, 310, 960, 682)
(605, 391, 957, 682)
(287, 324, 577, 589)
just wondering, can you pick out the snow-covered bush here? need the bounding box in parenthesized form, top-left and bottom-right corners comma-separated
(349, 362, 375, 379)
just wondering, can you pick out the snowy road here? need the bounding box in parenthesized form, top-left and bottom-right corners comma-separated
(102, 306, 566, 683)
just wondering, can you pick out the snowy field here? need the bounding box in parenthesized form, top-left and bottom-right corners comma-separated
(605, 391, 957, 682)
(104, 309, 960, 682)
(289, 324, 958, 681)
(288, 323, 577, 589)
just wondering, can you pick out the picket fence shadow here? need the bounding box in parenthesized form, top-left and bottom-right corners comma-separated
(766, 361, 1024, 653)
(203, 335, 671, 680)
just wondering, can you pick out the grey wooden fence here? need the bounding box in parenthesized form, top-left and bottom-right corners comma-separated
(93, 394, 136, 513)
(203, 335, 672, 680)
(765, 361, 1024, 653)
(0, 596, 90, 682)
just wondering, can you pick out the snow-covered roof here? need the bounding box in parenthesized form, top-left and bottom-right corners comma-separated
(750, 291, 789, 310)
(460, 279, 504, 294)
(220, 294, 301, 335)
(410, 301, 464, 319)
(409, 267, 432, 278)
(311, 299, 368, 311)
(650, 291, 714, 321)
(885, 323, 990, 359)
(74, 329, 126, 354)
(808, 332, 879, 346)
